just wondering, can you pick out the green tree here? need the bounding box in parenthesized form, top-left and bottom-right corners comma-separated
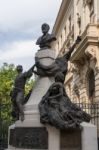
(0, 63, 17, 147)
(0, 63, 16, 123)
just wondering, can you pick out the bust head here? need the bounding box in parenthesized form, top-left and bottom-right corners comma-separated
(41, 23, 50, 34)
(16, 65, 23, 73)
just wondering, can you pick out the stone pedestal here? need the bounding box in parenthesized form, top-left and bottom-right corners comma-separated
(8, 122, 98, 150)
(8, 49, 56, 150)
(25, 49, 55, 114)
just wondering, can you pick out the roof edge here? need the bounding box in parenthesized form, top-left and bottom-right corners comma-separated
(52, 0, 67, 34)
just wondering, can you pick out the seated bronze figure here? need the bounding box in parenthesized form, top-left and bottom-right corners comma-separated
(39, 72, 91, 129)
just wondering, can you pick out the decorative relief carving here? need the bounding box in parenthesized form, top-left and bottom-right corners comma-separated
(85, 48, 96, 60)
(9, 127, 48, 149)
(85, 47, 99, 72)
(72, 64, 80, 74)
(71, 58, 85, 75)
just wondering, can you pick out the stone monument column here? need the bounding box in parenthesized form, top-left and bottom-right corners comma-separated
(8, 48, 61, 150)
(25, 49, 55, 117)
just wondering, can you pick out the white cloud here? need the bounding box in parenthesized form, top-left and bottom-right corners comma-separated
(0, 0, 62, 32)
(0, 40, 38, 61)
(0, 0, 62, 70)
(0, 40, 39, 70)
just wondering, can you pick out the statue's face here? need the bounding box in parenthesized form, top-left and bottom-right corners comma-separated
(16, 65, 23, 73)
(41, 24, 50, 34)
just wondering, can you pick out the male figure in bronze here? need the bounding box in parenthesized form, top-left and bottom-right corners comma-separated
(11, 65, 34, 121)
(36, 23, 56, 49)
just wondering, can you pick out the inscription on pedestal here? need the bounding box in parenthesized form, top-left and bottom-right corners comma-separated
(9, 127, 48, 149)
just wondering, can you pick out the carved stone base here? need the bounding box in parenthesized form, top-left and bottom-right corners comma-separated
(7, 122, 98, 150)
(7, 113, 60, 150)
(7, 49, 98, 150)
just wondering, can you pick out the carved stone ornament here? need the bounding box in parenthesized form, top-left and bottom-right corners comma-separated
(85, 48, 96, 61)
(71, 64, 80, 74)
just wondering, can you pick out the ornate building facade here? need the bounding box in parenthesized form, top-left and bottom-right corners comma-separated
(52, 0, 99, 105)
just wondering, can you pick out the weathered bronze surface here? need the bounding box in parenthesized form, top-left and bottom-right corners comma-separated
(39, 80, 90, 129)
(36, 23, 56, 49)
(37, 34, 91, 129)
(34, 36, 81, 79)
(9, 127, 48, 149)
(10, 65, 34, 121)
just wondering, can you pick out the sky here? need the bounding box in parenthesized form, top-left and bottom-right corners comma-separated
(0, 0, 62, 71)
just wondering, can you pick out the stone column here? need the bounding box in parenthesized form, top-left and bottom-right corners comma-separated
(24, 49, 55, 118)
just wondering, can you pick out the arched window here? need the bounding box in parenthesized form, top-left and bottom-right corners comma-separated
(87, 0, 94, 23)
(87, 69, 95, 101)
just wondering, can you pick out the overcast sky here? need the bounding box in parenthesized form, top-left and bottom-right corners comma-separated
(0, 0, 62, 70)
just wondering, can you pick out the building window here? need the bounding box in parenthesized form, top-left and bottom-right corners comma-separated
(61, 34, 62, 45)
(77, 13, 81, 34)
(86, 0, 94, 23)
(87, 69, 95, 102)
(64, 26, 66, 39)
(69, 16, 72, 32)
(71, 25, 74, 41)
(89, 0, 94, 23)
(58, 41, 59, 51)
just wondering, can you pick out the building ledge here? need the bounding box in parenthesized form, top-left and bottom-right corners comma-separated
(70, 24, 99, 63)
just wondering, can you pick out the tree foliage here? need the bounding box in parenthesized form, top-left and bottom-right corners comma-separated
(0, 63, 16, 123)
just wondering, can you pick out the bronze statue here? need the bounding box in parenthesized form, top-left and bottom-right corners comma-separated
(39, 72, 91, 129)
(10, 65, 34, 121)
(36, 23, 56, 49)
(10, 22, 91, 129)
(35, 36, 81, 80)
(35, 29, 91, 129)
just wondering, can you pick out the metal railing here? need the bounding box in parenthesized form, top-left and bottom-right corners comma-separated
(75, 102, 99, 127)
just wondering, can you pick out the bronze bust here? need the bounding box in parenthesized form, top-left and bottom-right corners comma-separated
(36, 23, 56, 49)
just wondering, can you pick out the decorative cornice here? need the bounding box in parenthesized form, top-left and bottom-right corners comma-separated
(70, 24, 99, 63)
